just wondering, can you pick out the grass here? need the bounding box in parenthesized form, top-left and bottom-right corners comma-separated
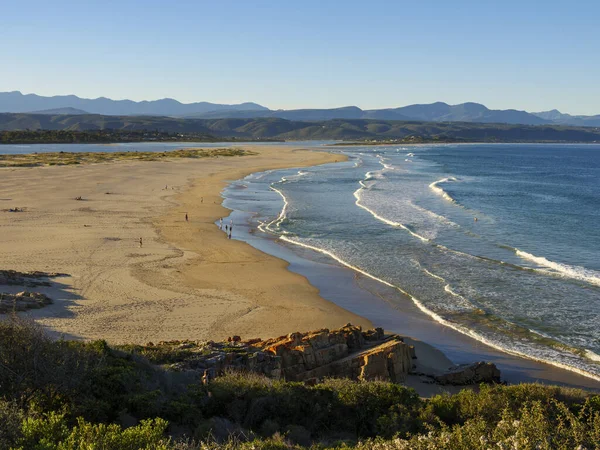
(0, 147, 256, 167)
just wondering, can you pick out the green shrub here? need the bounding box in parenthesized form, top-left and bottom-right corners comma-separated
(0, 400, 25, 448)
(15, 413, 170, 450)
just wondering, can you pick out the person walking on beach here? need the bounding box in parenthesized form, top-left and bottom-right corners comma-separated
(225, 225, 228, 233)
(228, 229, 232, 239)
(201, 197, 203, 204)
(185, 213, 188, 222)
(139, 237, 143, 248)
(219, 218, 223, 229)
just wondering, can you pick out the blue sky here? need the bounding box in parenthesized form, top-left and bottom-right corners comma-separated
(1, 0, 599, 114)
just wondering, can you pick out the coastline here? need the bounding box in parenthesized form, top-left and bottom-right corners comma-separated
(1, 143, 598, 393)
(221, 159, 600, 391)
(0, 145, 369, 344)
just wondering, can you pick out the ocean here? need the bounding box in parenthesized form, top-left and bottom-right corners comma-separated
(223, 143, 600, 381)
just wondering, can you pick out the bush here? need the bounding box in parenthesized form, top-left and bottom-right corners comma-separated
(2, 317, 599, 449)
(0, 400, 24, 448)
(15, 413, 170, 450)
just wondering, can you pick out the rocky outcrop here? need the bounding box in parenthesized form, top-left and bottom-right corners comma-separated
(434, 361, 501, 385)
(140, 324, 501, 387)
(0, 270, 66, 287)
(260, 324, 415, 383)
(0, 291, 53, 313)
(152, 325, 415, 384)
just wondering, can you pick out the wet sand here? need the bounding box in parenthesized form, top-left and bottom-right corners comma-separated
(222, 175, 600, 392)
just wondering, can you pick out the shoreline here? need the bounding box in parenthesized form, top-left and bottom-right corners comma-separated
(1, 144, 598, 392)
(220, 160, 600, 391)
(0, 145, 370, 344)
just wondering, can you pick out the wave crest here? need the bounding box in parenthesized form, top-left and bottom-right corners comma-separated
(516, 249, 600, 287)
(429, 177, 458, 203)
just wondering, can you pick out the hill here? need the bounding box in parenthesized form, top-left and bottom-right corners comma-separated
(3, 92, 600, 127)
(185, 102, 600, 127)
(533, 109, 600, 127)
(1, 113, 600, 143)
(29, 107, 89, 115)
(182, 102, 548, 124)
(0, 91, 268, 116)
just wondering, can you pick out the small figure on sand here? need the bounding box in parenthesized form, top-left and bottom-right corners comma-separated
(219, 218, 223, 229)
(200, 197, 203, 204)
(225, 225, 228, 233)
(185, 213, 188, 222)
(139, 237, 143, 248)
(228, 229, 232, 239)
(165, 185, 167, 190)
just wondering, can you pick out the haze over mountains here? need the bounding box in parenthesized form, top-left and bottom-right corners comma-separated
(1, 91, 599, 127)
(0, 91, 268, 117)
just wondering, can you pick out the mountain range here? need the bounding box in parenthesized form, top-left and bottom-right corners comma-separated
(2, 113, 600, 143)
(1, 91, 599, 127)
(0, 91, 267, 117)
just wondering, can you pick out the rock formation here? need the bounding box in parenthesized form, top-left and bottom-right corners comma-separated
(259, 324, 415, 383)
(156, 324, 417, 384)
(0, 270, 66, 287)
(434, 361, 502, 385)
(145, 324, 501, 386)
(0, 291, 53, 313)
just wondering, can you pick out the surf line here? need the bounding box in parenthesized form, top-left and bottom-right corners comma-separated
(516, 249, 600, 288)
(277, 233, 600, 382)
(260, 179, 600, 381)
(429, 176, 458, 203)
(353, 176, 430, 243)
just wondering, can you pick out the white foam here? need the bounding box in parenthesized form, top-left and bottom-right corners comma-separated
(353, 175, 429, 243)
(258, 175, 600, 382)
(276, 233, 600, 382)
(516, 249, 600, 287)
(409, 201, 459, 228)
(421, 268, 473, 311)
(429, 177, 457, 203)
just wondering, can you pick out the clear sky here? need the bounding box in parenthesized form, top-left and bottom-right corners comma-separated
(1, 0, 598, 114)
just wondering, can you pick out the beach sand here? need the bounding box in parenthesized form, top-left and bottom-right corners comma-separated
(2, 144, 597, 395)
(0, 145, 370, 343)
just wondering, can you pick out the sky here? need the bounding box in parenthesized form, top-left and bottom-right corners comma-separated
(1, 0, 599, 115)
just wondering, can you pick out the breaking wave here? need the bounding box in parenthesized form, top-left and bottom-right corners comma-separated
(429, 177, 458, 203)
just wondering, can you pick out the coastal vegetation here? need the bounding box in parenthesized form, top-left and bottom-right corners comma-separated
(0, 147, 254, 168)
(1, 114, 600, 143)
(0, 317, 599, 449)
(0, 130, 227, 144)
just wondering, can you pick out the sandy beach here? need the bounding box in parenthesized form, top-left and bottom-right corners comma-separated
(2, 143, 598, 395)
(0, 145, 370, 344)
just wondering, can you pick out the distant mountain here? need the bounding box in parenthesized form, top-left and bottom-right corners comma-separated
(182, 102, 549, 125)
(2, 113, 600, 143)
(532, 110, 600, 127)
(0, 91, 269, 117)
(29, 107, 89, 115)
(2, 92, 599, 127)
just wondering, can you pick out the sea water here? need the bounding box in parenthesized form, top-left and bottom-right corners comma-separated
(224, 143, 600, 381)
